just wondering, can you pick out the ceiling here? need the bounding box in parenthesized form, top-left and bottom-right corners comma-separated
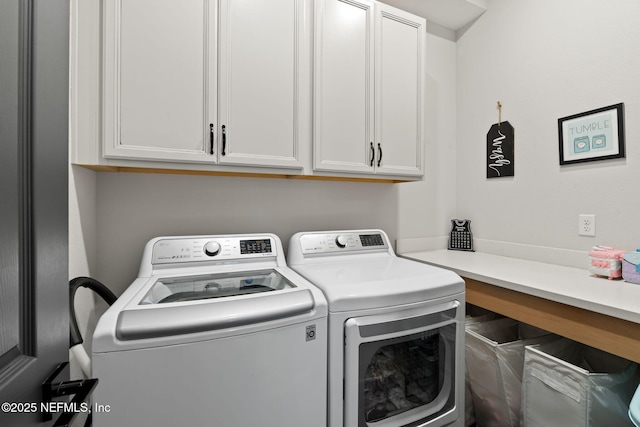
(377, 0, 488, 31)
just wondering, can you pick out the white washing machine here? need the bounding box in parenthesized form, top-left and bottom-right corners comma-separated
(288, 229, 465, 427)
(92, 234, 327, 427)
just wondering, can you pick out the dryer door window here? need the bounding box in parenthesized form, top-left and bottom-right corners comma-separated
(362, 331, 444, 422)
(343, 301, 460, 427)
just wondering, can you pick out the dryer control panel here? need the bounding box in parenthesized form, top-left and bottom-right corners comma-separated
(151, 236, 275, 265)
(298, 231, 389, 255)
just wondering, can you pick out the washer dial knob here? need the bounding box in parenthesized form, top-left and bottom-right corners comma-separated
(335, 235, 348, 248)
(203, 241, 221, 257)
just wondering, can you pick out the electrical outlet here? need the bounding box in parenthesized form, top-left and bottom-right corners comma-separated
(578, 214, 596, 236)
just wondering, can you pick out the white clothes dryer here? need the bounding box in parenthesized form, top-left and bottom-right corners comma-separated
(288, 229, 465, 427)
(92, 234, 327, 427)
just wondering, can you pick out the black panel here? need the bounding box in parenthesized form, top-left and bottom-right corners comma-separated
(359, 234, 384, 247)
(240, 239, 272, 254)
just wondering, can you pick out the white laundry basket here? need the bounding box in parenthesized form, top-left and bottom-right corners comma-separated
(522, 338, 639, 427)
(465, 317, 553, 427)
(464, 306, 504, 426)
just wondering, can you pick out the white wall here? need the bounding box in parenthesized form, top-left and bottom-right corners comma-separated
(456, 0, 640, 257)
(71, 172, 400, 298)
(397, 32, 458, 242)
(90, 172, 398, 295)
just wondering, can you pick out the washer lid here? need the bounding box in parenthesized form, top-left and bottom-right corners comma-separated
(140, 269, 294, 304)
(115, 269, 315, 340)
(290, 257, 464, 312)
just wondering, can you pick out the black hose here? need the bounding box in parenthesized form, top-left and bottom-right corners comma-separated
(69, 277, 117, 348)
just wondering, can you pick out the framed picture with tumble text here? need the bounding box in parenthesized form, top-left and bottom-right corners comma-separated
(558, 103, 625, 165)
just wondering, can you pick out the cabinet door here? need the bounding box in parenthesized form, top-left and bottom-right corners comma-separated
(374, 5, 425, 176)
(103, 0, 217, 163)
(314, 0, 375, 174)
(218, 0, 309, 168)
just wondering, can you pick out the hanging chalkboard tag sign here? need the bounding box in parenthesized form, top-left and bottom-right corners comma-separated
(487, 121, 514, 178)
(487, 102, 514, 178)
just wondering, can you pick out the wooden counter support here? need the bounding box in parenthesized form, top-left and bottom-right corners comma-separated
(465, 277, 640, 364)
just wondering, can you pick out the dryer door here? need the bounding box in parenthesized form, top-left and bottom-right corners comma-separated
(343, 300, 461, 427)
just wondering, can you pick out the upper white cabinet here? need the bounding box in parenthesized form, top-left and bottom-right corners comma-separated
(103, 0, 216, 163)
(217, 0, 309, 168)
(314, 0, 425, 177)
(313, 0, 375, 175)
(102, 0, 309, 169)
(375, 4, 425, 176)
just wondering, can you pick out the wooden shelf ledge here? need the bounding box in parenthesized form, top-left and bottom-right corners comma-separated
(466, 277, 640, 363)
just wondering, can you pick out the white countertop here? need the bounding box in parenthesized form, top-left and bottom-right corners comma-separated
(400, 249, 640, 325)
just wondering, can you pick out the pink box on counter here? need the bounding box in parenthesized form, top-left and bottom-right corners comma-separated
(588, 246, 625, 280)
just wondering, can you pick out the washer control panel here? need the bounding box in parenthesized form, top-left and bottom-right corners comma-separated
(299, 232, 388, 255)
(151, 236, 274, 264)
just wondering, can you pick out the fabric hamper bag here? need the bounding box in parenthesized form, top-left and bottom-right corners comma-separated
(522, 338, 639, 427)
(465, 317, 553, 427)
(464, 307, 504, 427)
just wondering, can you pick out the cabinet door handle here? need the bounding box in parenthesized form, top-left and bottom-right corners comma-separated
(209, 123, 214, 155)
(370, 142, 375, 167)
(377, 143, 383, 167)
(222, 125, 226, 156)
